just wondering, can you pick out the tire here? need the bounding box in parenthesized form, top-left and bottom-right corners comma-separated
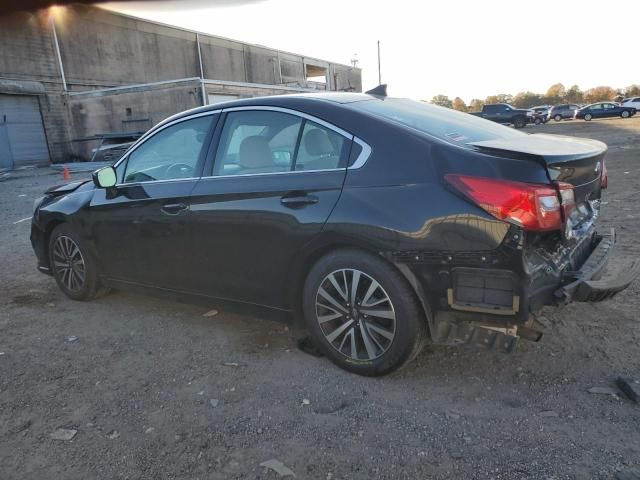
(513, 117, 526, 129)
(584, 113, 592, 121)
(621, 110, 630, 118)
(554, 114, 562, 121)
(49, 224, 106, 301)
(302, 249, 428, 376)
(534, 117, 542, 125)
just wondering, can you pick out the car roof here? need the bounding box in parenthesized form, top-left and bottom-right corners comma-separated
(212, 92, 374, 109)
(157, 92, 378, 127)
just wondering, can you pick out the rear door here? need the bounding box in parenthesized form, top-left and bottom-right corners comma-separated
(602, 103, 617, 117)
(89, 112, 218, 287)
(187, 107, 352, 309)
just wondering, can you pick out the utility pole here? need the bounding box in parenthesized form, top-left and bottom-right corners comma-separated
(377, 40, 381, 85)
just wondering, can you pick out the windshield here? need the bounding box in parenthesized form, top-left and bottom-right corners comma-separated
(353, 98, 526, 145)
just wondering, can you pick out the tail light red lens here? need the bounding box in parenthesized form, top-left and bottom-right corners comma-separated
(444, 174, 575, 232)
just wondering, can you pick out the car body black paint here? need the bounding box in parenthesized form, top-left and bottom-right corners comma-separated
(31, 93, 636, 333)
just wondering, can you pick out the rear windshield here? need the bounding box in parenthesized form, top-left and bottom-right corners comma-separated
(353, 98, 525, 145)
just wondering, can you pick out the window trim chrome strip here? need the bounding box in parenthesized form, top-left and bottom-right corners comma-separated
(114, 177, 201, 187)
(199, 168, 345, 180)
(112, 105, 372, 186)
(350, 137, 371, 170)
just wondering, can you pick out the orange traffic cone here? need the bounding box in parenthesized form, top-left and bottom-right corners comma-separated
(63, 166, 71, 181)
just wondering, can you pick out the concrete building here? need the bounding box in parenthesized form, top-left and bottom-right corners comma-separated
(0, 5, 362, 168)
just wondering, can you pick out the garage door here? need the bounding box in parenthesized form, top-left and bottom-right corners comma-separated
(0, 94, 49, 169)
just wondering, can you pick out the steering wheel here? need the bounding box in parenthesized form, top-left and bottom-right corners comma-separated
(165, 163, 193, 179)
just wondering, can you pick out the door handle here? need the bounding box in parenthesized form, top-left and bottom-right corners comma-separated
(161, 202, 188, 215)
(280, 194, 319, 207)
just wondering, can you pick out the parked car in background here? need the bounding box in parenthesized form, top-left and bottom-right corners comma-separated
(547, 104, 580, 121)
(575, 102, 637, 121)
(530, 105, 551, 125)
(469, 103, 532, 128)
(622, 97, 640, 110)
(31, 92, 638, 376)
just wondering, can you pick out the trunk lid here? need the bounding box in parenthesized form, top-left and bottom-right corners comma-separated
(468, 133, 606, 208)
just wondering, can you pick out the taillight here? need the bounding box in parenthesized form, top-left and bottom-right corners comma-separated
(444, 174, 575, 232)
(600, 160, 608, 189)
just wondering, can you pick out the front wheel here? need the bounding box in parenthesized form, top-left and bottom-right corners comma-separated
(513, 117, 526, 129)
(534, 117, 542, 125)
(554, 114, 562, 121)
(584, 113, 592, 121)
(621, 110, 630, 118)
(302, 249, 428, 376)
(49, 224, 106, 301)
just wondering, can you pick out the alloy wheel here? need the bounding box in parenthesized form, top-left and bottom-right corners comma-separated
(52, 235, 86, 291)
(315, 269, 396, 361)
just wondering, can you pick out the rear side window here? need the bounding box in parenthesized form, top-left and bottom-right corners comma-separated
(355, 98, 525, 145)
(212, 110, 349, 176)
(214, 110, 302, 176)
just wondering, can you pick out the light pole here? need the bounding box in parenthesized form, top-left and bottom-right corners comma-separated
(377, 40, 381, 85)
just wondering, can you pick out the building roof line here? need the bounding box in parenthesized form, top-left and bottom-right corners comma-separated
(96, 5, 360, 72)
(67, 76, 319, 97)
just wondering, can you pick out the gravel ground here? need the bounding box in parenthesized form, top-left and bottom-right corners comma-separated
(1, 116, 639, 480)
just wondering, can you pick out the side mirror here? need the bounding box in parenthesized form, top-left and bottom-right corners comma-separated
(93, 166, 117, 188)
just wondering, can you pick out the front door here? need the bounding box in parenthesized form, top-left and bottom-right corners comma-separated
(89, 113, 218, 288)
(187, 108, 352, 309)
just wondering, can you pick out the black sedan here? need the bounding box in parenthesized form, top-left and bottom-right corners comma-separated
(31, 91, 639, 376)
(575, 102, 637, 121)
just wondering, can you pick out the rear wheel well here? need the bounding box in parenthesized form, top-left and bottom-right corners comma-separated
(289, 244, 433, 337)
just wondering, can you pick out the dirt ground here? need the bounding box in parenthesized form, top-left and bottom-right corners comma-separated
(1, 116, 639, 480)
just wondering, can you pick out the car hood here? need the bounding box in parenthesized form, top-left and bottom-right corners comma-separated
(45, 180, 94, 196)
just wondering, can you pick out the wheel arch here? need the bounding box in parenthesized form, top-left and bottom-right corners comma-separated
(286, 235, 433, 337)
(39, 216, 67, 270)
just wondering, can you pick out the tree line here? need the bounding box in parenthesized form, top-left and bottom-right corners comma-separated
(430, 83, 640, 112)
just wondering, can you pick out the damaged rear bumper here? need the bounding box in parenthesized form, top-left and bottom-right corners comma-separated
(555, 228, 640, 303)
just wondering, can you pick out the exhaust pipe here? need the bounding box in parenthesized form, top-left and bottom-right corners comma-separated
(517, 325, 543, 342)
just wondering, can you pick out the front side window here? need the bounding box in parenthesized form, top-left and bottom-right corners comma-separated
(590, 104, 602, 110)
(212, 110, 348, 176)
(123, 116, 213, 183)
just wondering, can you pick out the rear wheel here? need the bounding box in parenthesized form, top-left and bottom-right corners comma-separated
(621, 110, 630, 118)
(554, 114, 562, 121)
(49, 224, 105, 301)
(534, 117, 542, 125)
(302, 249, 427, 376)
(584, 113, 592, 121)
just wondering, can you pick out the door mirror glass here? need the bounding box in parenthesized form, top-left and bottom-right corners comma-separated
(93, 166, 117, 188)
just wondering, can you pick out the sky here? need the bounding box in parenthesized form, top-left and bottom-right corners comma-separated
(103, 0, 640, 103)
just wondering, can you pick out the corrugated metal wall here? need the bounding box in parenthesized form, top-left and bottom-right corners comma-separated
(0, 94, 49, 168)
